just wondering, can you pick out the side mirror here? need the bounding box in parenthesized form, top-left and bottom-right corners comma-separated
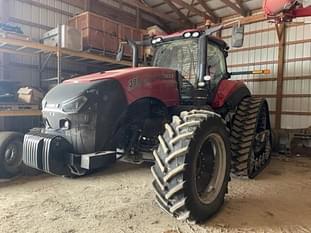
(232, 24, 244, 48)
(116, 43, 125, 61)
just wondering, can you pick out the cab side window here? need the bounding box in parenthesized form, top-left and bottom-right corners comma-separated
(175, 41, 198, 86)
(153, 40, 198, 86)
(207, 44, 227, 90)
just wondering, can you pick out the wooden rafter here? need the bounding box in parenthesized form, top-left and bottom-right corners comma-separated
(119, 0, 181, 24)
(187, 0, 195, 18)
(220, 0, 248, 17)
(236, 0, 249, 16)
(196, 0, 219, 22)
(151, 2, 165, 8)
(150, 1, 223, 14)
(223, 13, 266, 28)
(84, 0, 91, 11)
(135, 0, 172, 31)
(163, 0, 193, 27)
(136, 7, 141, 28)
(170, 0, 217, 23)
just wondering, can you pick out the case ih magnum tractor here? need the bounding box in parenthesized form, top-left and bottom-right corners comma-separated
(22, 26, 271, 222)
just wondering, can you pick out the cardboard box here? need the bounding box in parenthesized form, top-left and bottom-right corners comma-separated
(103, 33, 119, 54)
(147, 25, 167, 37)
(69, 12, 104, 31)
(68, 11, 145, 58)
(81, 28, 104, 50)
(18, 87, 44, 104)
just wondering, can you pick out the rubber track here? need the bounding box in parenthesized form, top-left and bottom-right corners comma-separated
(151, 110, 217, 221)
(230, 97, 270, 178)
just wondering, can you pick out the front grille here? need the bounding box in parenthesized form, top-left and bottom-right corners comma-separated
(23, 132, 70, 175)
(23, 134, 44, 170)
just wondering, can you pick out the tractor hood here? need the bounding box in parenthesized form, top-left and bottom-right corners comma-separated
(44, 66, 179, 112)
(62, 66, 180, 107)
(43, 81, 98, 109)
(64, 67, 176, 84)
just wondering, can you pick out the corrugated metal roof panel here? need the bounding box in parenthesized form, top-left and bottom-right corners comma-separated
(144, 0, 263, 22)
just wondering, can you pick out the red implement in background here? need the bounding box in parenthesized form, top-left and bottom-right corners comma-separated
(263, 0, 297, 15)
(263, 0, 311, 22)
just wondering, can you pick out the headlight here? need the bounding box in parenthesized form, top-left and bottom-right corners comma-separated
(62, 96, 88, 113)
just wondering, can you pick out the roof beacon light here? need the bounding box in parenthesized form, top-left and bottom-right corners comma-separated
(184, 32, 192, 38)
(192, 31, 200, 38)
(152, 37, 163, 45)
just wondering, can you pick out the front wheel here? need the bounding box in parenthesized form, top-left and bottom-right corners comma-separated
(0, 132, 25, 179)
(151, 110, 231, 223)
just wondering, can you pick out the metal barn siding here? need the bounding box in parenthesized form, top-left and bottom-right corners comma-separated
(8, 0, 82, 39)
(0, 53, 4, 80)
(223, 21, 278, 128)
(223, 18, 311, 129)
(282, 20, 311, 129)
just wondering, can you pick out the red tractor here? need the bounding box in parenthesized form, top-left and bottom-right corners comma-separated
(22, 26, 271, 222)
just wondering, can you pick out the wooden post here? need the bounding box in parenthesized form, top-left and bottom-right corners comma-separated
(275, 23, 286, 129)
(136, 7, 141, 29)
(84, 0, 91, 11)
(57, 25, 62, 84)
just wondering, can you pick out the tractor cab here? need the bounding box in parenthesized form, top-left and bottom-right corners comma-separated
(151, 29, 229, 104)
(117, 25, 246, 107)
(116, 25, 246, 106)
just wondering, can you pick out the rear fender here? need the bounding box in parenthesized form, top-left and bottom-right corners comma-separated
(212, 80, 251, 109)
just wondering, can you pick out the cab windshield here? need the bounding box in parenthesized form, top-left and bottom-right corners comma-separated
(152, 38, 227, 90)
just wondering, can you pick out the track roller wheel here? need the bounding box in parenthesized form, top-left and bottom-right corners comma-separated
(151, 110, 231, 223)
(231, 97, 272, 178)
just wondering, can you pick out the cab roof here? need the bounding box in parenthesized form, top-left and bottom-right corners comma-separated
(159, 29, 228, 50)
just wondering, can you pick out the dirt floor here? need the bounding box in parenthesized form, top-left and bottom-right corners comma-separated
(1, 155, 311, 233)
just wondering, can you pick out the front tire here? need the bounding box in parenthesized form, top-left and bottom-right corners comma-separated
(151, 110, 231, 222)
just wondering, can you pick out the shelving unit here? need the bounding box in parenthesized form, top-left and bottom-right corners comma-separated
(0, 34, 132, 117)
(0, 109, 41, 117)
(0, 102, 40, 118)
(0, 36, 131, 85)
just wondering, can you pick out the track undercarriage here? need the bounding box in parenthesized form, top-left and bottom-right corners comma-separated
(230, 97, 272, 178)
